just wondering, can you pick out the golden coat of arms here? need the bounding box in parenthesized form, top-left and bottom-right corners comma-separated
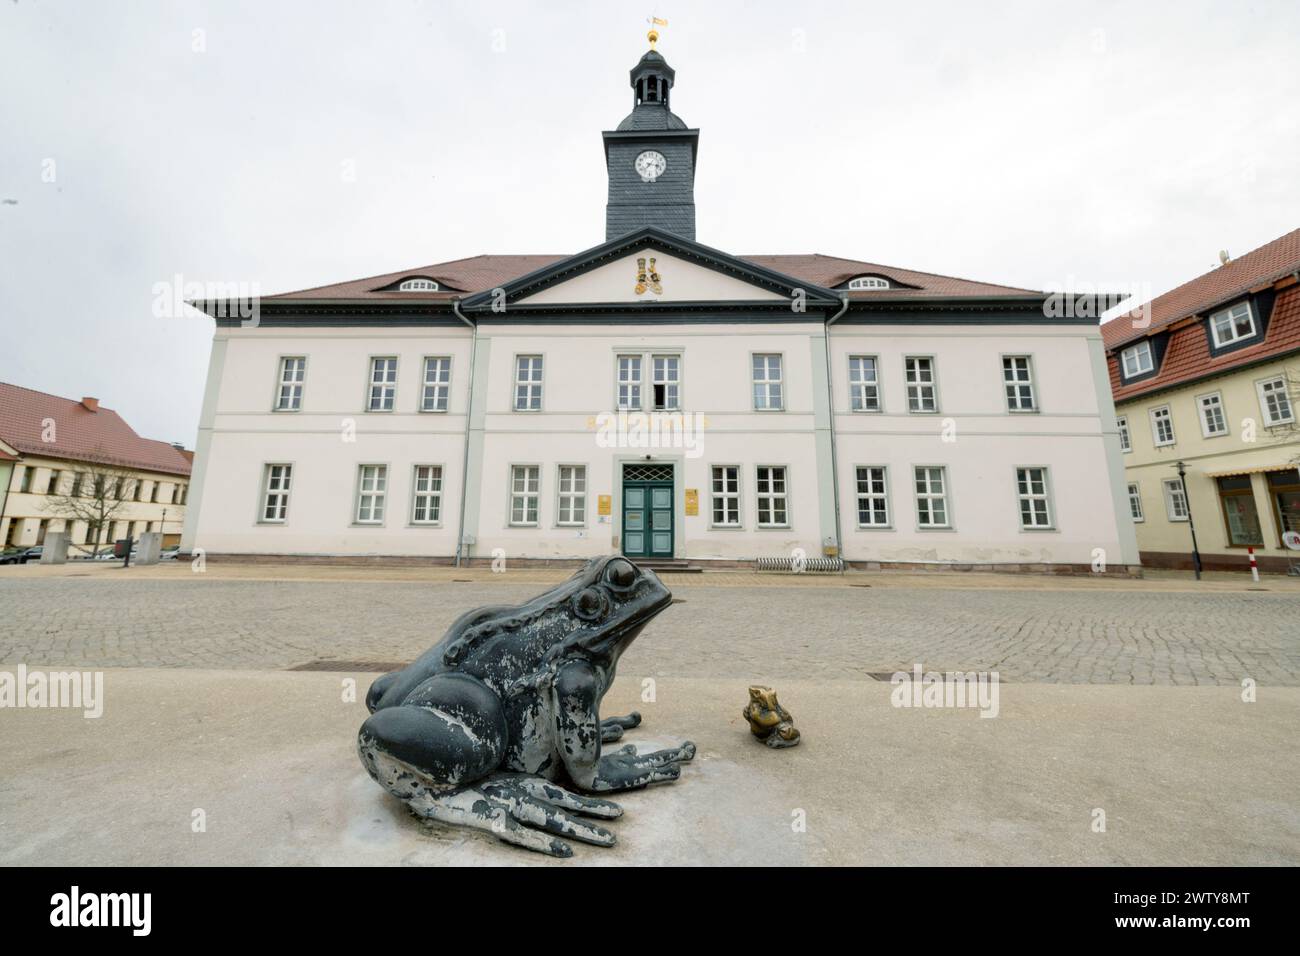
(635, 256, 663, 296)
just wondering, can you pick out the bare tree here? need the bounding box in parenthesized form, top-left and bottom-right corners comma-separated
(40, 460, 140, 554)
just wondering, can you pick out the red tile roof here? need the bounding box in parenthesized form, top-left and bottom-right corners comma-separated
(1109, 285, 1300, 404)
(264, 253, 1040, 302)
(1101, 228, 1300, 350)
(0, 383, 192, 476)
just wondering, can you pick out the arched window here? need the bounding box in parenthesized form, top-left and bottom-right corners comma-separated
(848, 276, 890, 290)
(399, 278, 439, 292)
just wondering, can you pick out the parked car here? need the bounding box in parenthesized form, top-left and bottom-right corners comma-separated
(160, 547, 180, 560)
(1, 546, 42, 565)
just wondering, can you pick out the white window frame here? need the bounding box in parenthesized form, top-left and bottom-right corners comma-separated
(367, 356, 398, 412)
(1162, 477, 1189, 522)
(616, 354, 642, 410)
(514, 355, 543, 412)
(855, 465, 890, 528)
(1256, 376, 1295, 427)
(1196, 391, 1228, 438)
(710, 465, 741, 528)
(410, 465, 443, 525)
(914, 466, 951, 529)
(848, 355, 881, 412)
(421, 356, 451, 413)
(398, 278, 439, 292)
(904, 356, 938, 413)
(275, 356, 305, 411)
(1127, 482, 1144, 522)
(1149, 404, 1175, 447)
(1117, 415, 1132, 453)
(848, 276, 890, 290)
(752, 354, 784, 411)
(260, 463, 292, 523)
(651, 354, 681, 411)
(1015, 466, 1054, 530)
(1209, 301, 1256, 348)
(509, 465, 541, 526)
(1121, 340, 1154, 378)
(755, 465, 789, 528)
(1002, 355, 1037, 412)
(556, 465, 587, 527)
(355, 464, 388, 524)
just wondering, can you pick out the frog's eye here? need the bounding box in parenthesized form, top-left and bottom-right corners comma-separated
(573, 587, 607, 622)
(605, 559, 636, 590)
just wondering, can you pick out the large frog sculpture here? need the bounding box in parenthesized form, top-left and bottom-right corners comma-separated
(358, 555, 695, 857)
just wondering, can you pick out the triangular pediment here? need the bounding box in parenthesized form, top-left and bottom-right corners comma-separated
(460, 227, 841, 313)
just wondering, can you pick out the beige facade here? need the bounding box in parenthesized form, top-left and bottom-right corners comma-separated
(1116, 357, 1300, 571)
(1, 454, 191, 551)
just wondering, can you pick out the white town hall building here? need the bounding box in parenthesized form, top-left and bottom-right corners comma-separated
(182, 41, 1138, 572)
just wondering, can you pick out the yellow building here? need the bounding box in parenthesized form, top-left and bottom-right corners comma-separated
(1102, 230, 1300, 572)
(0, 384, 192, 553)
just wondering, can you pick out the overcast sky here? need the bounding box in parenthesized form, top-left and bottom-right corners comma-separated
(2, 0, 1297, 445)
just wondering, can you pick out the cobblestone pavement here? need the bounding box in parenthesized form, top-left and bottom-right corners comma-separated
(2, 574, 1297, 685)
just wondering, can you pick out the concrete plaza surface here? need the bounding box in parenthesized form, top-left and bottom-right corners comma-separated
(1, 669, 1296, 866)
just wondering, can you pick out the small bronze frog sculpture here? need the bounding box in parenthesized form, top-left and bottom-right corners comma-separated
(743, 685, 800, 748)
(358, 556, 695, 857)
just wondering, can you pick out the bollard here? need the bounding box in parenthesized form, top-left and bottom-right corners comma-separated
(1247, 546, 1260, 583)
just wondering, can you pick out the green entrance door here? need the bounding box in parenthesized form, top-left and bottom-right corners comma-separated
(621, 464, 674, 559)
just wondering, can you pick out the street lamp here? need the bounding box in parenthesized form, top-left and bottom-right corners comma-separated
(1175, 460, 1202, 580)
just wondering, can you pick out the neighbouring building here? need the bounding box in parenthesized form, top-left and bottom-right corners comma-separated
(182, 38, 1138, 572)
(1102, 229, 1300, 572)
(0, 383, 193, 551)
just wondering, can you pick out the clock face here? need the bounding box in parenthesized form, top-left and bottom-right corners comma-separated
(635, 150, 667, 182)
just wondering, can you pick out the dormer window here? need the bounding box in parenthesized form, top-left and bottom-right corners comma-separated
(848, 276, 890, 290)
(1120, 340, 1154, 378)
(1209, 301, 1256, 348)
(399, 278, 439, 292)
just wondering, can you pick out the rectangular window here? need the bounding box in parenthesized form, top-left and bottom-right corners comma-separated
(355, 465, 387, 523)
(18, 467, 31, 493)
(556, 465, 586, 526)
(1257, 376, 1295, 426)
(1015, 467, 1053, 529)
(848, 355, 880, 412)
(1209, 302, 1256, 348)
(752, 354, 784, 410)
(755, 466, 789, 527)
(1216, 475, 1263, 546)
(368, 357, 397, 411)
(617, 355, 642, 410)
(411, 465, 443, 524)
(1163, 478, 1189, 521)
(855, 466, 890, 527)
(710, 466, 740, 526)
(1150, 405, 1175, 446)
(905, 357, 938, 413)
(261, 464, 292, 522)
(421, 357, 451, 412)
(651, 355, 680, 410)
(1002, 356, 1036, 411)
(510, 465, 540, 525)
(914, 466, 950, 528)
(276, 356, 305, 411)
(1117, 415, 1131, 453)
(514, 356, 543, 411)
(1197, 392, 1228, 437)
(1127, 482, 1144, 522)
(1121, 341, 1153, 377)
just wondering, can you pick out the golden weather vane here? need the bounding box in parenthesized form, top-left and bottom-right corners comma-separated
(646, 14, 668, 50)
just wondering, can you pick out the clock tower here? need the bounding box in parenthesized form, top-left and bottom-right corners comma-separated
(603, 41, 699, 241)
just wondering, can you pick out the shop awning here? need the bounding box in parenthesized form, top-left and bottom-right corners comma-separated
(1205, 464, 1297, 478)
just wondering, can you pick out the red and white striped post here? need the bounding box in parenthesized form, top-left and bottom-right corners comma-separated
(1247, 546, 1260, 583)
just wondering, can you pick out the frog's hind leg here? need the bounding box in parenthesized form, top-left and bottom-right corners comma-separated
(357, 672, 507, 797)
(599, 711, 642, 743)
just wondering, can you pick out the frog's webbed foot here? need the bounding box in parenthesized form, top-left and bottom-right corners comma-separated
(406, 772, 623, 858)
(588, 741, 697, 792)
(600, 711, 642, 743)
